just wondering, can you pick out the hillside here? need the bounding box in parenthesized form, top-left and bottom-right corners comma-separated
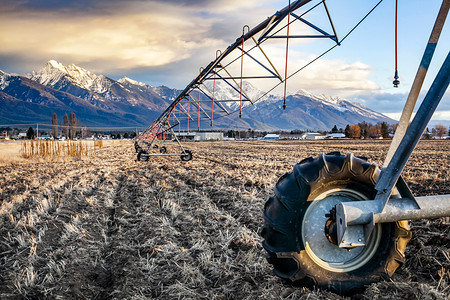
(0, 61, 394, 130)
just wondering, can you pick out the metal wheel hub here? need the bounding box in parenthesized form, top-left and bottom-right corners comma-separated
(302, 188, 382, 272)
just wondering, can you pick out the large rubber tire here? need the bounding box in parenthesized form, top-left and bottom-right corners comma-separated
(261, 152, 411, 295)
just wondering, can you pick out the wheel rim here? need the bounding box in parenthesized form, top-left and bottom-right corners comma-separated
(181, 151, 192, 161)
(301, 188, 382, 273)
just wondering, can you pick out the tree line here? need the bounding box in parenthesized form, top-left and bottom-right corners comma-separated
(342, 122, 448, 139)
(343, 122, 391, 139)
(222, 122, 449, 140)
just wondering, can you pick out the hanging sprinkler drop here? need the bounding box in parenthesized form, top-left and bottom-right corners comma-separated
(393, 70, 400, 87)
(393, 0, 400, 88)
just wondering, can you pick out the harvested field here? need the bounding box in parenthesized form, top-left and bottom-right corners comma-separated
(0, 139, 449, 299)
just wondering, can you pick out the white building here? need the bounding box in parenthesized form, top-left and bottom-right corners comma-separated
(175, 132, 197, 140)
(263, 134, 280, 140)
(326, 133, 346, 139)
(175, 131, 223, 141)
(195, 132, 223, 141)
(302, 132, 326, 140)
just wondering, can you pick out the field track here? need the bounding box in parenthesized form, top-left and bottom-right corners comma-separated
(0, 140, 449, 299)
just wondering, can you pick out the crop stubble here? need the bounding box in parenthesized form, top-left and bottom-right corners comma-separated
(0, 140, 448, 299)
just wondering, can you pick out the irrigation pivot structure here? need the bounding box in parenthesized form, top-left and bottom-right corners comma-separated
(136, 0, 450, 294)
(135, 0, 343, 161)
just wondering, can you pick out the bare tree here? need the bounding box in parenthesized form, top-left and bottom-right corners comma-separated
(63, 113, 69, 138)
(69, 112, 77, 139)
(434, 124, 448, 138)
(52, 113, 58, 138)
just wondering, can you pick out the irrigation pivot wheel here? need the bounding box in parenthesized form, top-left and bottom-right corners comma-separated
(180, 150, 192, 162)
(261, 152, 411, 295)
(137, 150, 148, 162)
(134, 141, 140, 153)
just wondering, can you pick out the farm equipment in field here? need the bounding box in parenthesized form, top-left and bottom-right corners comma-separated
(139, 0, 450, 294)
(135, 121, 193, 162)
(261, 0, 450, 294)
(136, 0, 342, 160)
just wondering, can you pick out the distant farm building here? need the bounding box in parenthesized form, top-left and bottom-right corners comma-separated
(175, 131, 223, 141)
(195, 132, 223, 141)
(326, 133, 346, 139)
(176, 132, 197, 141)
(302, 132, 326, 140)
(264, 134, 280, 140)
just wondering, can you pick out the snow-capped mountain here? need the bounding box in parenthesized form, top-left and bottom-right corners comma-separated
(0, 70, 11, 90)
(118, 77, 150, 89)
(26, 60, 170, 112)
(0, 61, 170, 127)
(0, 60, 394, 130)
(0, 72, 132, 126)
(28, 60, 114, 94)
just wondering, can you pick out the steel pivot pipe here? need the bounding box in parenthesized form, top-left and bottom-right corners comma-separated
(335, 194, 450, 248)
(337, 195, 450, 226)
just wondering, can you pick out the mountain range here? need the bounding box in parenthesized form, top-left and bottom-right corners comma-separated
(0, 60, 394, 131)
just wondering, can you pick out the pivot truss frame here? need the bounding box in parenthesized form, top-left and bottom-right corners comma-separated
(136, 0, 342, 160)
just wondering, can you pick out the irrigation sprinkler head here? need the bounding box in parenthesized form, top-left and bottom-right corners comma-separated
(393, 70, 400, 87)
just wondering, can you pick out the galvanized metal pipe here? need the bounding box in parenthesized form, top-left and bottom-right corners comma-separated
(337, 194, 450, 226)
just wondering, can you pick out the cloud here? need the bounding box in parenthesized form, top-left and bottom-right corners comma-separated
(208, 38, 380, 97)
(0, 0, 326, 79)
(0, 4, 226, 71)
(0, 0, 288, 77)
(345, 89, 450, 122)
(0, 0, 276, 14)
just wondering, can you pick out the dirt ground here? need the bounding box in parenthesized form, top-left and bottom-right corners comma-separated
(0, 139, 449, 299)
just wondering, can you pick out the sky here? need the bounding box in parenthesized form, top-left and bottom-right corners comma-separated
(0, 0, 449, 123)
